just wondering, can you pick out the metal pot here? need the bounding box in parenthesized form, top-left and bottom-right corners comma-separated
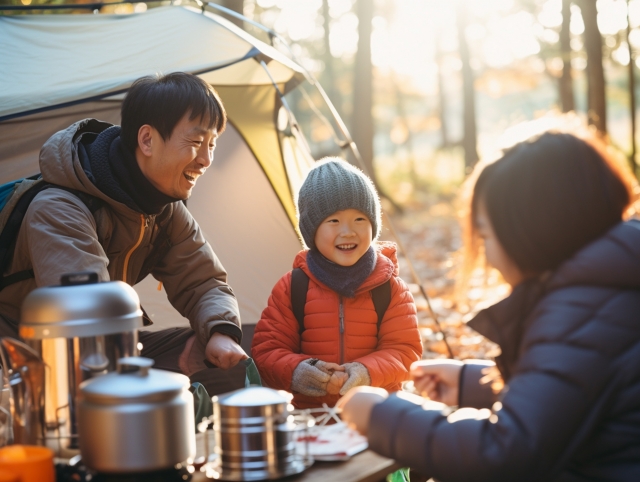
(19, 274, 142, 455)
(209, 387, 311, 481)
(77, 357, 195, 473)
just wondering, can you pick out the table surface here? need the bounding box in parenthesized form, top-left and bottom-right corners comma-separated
(191, 450, 401, 482)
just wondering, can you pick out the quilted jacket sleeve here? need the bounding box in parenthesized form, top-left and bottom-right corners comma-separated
(354, 276, 422, 389)
(367, 288, 639, 481)
(459, 360, 499, 409)
(251, 272, 309, 391)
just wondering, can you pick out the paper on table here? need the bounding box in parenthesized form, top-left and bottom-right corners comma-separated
(295, 422, 368, 461)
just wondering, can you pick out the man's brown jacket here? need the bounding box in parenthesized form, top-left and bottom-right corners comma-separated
(0, 119, 241, 345)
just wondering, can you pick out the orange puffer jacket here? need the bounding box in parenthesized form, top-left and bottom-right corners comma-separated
(252, 242, 423, 409)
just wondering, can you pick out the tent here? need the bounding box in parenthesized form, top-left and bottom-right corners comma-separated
(0, 5, 318, 350)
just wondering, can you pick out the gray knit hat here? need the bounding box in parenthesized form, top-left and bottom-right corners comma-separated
(297, 158, 381, 250)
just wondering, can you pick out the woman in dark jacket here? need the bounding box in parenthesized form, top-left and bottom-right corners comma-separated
(338, 127, 640, 482)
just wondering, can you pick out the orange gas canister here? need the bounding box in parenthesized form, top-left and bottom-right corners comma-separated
(0, 445, 54, 482)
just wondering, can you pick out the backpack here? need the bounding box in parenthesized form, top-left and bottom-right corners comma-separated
(290, 267, 391, 337)
(0, 175, 172, 296)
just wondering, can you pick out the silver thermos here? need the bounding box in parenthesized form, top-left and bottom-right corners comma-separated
(209, 386, 312, 481)
(16, 272, 143, 456)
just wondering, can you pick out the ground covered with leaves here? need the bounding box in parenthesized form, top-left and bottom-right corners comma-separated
(382, 194, 504, 362)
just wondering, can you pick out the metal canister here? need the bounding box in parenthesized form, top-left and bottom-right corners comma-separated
(210, 387, 310, 481)
(19, 274, 142, 455)
(77, 357, 195, 473)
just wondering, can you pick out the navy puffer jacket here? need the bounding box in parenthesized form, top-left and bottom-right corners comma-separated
(368, 220, 640, 481)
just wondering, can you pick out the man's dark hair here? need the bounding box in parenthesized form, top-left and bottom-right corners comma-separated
(120, 72, 226, 152)
(470, 132, 634, 274)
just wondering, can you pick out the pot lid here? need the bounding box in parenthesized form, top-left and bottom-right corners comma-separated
(80, 357, 189, 403)
(214, 386, 289, 407)
(20, 278, 143, 339)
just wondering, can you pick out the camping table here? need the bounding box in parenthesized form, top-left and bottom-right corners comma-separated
(191, 449, 402, 482)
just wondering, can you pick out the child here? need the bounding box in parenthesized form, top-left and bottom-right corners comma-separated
(252, 158, 422, 409)
(338, 127, 640, 480)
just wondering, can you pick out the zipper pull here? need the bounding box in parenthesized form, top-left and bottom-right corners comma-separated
(144, 217, 150, 228)
(339, 298, 344, 334)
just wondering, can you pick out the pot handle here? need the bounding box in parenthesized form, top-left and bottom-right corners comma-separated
(117, 357, 154, 376)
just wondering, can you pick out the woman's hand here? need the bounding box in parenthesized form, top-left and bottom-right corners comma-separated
(336, 387, 388, 436)
(410, 359, 463, 406)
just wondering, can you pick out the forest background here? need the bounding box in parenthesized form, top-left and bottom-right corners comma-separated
(3, 0, 637, 360)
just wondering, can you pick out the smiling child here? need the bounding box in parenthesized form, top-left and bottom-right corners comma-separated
(251, 158, 422, 409)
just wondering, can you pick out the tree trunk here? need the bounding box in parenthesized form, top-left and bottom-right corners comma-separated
(222, 0, 244, 29)
(560, 0, 575, 112)
(352, 0, 377, 183)
(578, 0, 607, 134)
(392, 74, 418, 181)
(456, 3, 478, 171)
(628, 0, 637, 177)
(321, 0, 342, 115)
(435, 29, 450, 148)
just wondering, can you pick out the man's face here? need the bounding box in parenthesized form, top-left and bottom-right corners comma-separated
(139, 113, 217, 199)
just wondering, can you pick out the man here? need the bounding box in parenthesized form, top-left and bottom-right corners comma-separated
(0, 72, 248, 377)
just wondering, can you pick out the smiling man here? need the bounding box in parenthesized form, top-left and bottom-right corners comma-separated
(0, 73, 248, 380)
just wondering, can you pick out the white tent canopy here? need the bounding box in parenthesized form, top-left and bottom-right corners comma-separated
(0, 6, 316, 348)
(0, 6, 303, 119)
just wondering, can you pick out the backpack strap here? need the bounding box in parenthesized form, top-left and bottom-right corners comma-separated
(290, 268, 309, 336)
(0, 181, 104, 293)
(370, 279, 392, 333)
(0, 180, 50, 277)
(290, 268, 392, 338)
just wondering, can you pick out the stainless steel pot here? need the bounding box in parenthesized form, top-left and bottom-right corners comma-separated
(77, 357, 195, 473)
(19, 275, 143, 455)
(209, 387, 311, 481)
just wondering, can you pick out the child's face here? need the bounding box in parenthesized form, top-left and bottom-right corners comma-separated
(314, 209, 373, 266)
(476, 201, 524, 287)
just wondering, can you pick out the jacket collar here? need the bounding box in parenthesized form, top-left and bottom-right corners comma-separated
(467, 274, 549, 381)
(293, 241, 398, 295)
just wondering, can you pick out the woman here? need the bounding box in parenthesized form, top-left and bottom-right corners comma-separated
(338, 127, 640, 481)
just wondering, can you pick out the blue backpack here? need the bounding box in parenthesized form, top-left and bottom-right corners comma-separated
(0, 175, 104, 292)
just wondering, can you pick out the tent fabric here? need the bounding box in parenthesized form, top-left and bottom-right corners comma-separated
(0, 6, 304, 120)
(215, 85, 300, 224)
(0, 5, 316, 329)
(0, 101, 122, 182)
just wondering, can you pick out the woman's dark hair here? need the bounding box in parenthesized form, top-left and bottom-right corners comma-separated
(463, 130, 637, 281)
(120, 72, 226, 152)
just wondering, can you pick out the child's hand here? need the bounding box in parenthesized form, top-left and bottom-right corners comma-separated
(339, 362, 371, 395)
(327, 370, 349, 394)
(290, 359, 332, 397)
(314, 360, 344, 375)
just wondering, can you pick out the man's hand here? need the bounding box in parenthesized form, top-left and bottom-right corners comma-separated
(205, 332, 248, 369)
(336, 387, 388, 436)
(410, 359, 463, 406)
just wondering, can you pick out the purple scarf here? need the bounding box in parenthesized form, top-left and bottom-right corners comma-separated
(306, 246, 376, 298)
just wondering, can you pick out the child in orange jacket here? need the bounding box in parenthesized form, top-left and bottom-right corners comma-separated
(252, 158, 422, 409)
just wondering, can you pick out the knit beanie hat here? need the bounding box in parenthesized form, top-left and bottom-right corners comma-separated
(297, 158, 381, 250)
